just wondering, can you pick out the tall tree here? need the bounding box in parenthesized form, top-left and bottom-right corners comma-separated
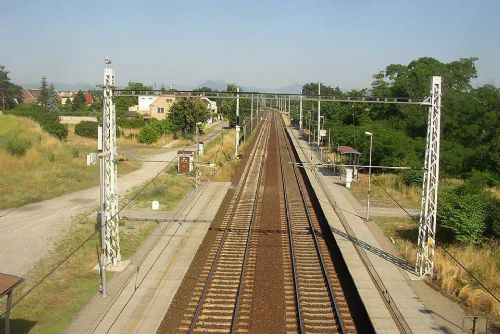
(38, 76, 49, 110)
(167, 98, 210, 135)
(72, 90, 85, 111)
(0, 65, 22, 110)
(47, 85, 59, 113)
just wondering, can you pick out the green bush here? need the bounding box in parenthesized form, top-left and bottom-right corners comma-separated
(5, 137, 32, 156)
(75, 121, 98, 138)
(402, 169, 424, 187)
(438, 177, 495, 244)
(137, 123, 160, 144)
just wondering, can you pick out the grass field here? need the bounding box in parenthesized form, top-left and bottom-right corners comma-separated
(375, 216, 500, 325)
(0, 115, 140, 210)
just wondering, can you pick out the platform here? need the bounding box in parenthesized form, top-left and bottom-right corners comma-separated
(287, 127, 442, 333)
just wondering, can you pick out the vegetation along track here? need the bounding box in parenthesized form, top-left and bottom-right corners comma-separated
(168, 109, 372, 333)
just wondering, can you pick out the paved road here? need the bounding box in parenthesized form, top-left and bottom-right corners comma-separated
(0, 123, 224, 277)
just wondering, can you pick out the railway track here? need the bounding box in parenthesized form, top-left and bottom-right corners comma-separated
(179, 116, 271, 333)
(170, 110, 368, 333)
(275, 111, 358, 333)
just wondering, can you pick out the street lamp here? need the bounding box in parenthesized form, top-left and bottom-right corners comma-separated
(365, 131, 373, 220)
(195, 122, 202, 189)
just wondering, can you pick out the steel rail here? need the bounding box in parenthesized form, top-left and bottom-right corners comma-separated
(230, 119, 270, 333)
(275, 112, 306, 334)
(277, 111, 348, 334)
(188, 117, 269, 333)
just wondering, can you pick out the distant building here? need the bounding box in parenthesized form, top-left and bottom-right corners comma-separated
(83, 92, 93, 105)
(196, 97, 219, 123)
(58, 91, 76, 105)
(128, 94, 176, 120)
(21, 89, 40, 104)
(148, 95, 176, 120)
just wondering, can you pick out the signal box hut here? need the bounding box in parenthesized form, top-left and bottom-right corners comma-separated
(177, 150, 194, 174)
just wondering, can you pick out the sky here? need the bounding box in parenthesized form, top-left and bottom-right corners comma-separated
(1, 0, 499, 90)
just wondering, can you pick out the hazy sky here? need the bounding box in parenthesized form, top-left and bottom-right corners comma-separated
(1, 0, 499, 90)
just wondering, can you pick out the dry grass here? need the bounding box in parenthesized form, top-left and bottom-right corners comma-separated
(375, 217, 500, 324)
(0, 116, 140, 210)
(128, 173, 194, 210)
(350, 173, 421, 208)
(198, 128, 238, 182)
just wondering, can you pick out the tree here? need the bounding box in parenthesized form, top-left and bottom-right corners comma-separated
(71, 90, 85, 111)
(47, 85, 59, 113)
(168, 98, 210, 135)
(38, 76, 49, 110)
(0, 65, 22, 110)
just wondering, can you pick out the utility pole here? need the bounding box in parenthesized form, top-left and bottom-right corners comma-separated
(288, 96, 291, 121)
(299, 92, 303, 130)
(235, 87, 240, 158)
(416, 76, 442, 277)
(251, 94, 254, 132)
(256, 96, 259, 123)
(317, 82, 321, 146)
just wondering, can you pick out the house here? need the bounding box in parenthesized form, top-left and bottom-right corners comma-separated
(195, 97, 219, 123)
(83, 92, 93, 105)
(59, 91, 76, 105)
(148, 95, 176, 120)
(128, 94, 176, 120)
(21, 89, 40, 104)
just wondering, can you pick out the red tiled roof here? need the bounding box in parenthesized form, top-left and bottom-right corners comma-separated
(83, 92, 93, 105)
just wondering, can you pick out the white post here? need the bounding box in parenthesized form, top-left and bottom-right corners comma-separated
(416, 76, 442, 277)
(317, 82, 321, 146)
(256, 96, 259, 122)
(299, 93, 303, 130)
(235, 87, 240, 158)
(251, 94, 254, 132)
(365, 131, 373, 220)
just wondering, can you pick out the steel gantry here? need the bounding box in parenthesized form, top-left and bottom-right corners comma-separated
(101, 63, 121, 273)
(416, 76, 442, 277)
(113, 77, 442, 277)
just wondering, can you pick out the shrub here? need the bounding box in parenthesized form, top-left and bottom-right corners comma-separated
(75, 121, 99, 138)
(402, 169, 424, 187)
(438, 178, 494, 244)
(6, 137, 32, 156)
(137, 124, 160, 144)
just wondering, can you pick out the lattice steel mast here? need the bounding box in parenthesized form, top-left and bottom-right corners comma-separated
(416, 76, 442, 277)
(101, 61, 121, 268)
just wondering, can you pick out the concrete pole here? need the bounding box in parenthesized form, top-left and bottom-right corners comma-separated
(366, 132, 373, 220)
(235, 87, 240, 158)
(256, 96, 259, 122)
(251, 94, 254, 132)
(299, 93, 303, 130)
(317, 82, 321, 146)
